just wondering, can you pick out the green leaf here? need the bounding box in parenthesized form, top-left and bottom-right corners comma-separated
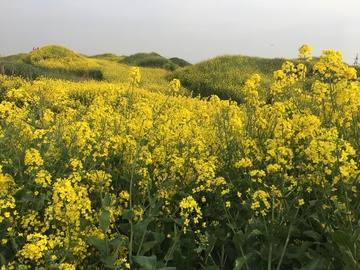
(141, 241, 157, 254)
(134, 216, 154, 233)
(234, 253, 251, 270)
(272, 224, 291, 238)
(303, 230, 322, 242)
(0, 253, 6, 266)
(233, 231, 247, 246)
(122, 209, 135, 220)
(88, 236, 106, 254)
(332, 230, 351, 250)
(205, 232, 217, 259)
(149, 195, 156, 208)
(265, 235, 281, 246)
(287, 241, 313, 259)
(150, 199, 164, 216)
(16, 189, 36, 203)
(331, 230, 360, 267)
(152, 232, 165, 245)
(99, 242, 123, 268)
(108, 237, 124, 247)
(102, 192, 111, 207)
(160, 179, 176, 188)
(157, 268, 177, 270)
(104, 252, 117, 268)
(350, 228, 360, 242)
(136, 231, 165, 255)
(35, 194, 47, 211)
(99, 209, 110, 233)
(132, 255, 157, 270)
(299, 258, 322, 270)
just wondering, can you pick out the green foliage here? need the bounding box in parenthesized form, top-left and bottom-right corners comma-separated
(0, 62, 45, 79)
(169, 57, 191, 68)
(119, 52, 184, 71)
(353, 65, 360, 77)
(0, 53, 28, 63)
(89, 53, 126, 62)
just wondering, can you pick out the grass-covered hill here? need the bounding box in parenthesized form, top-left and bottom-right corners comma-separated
(167, 55, 318, 103)
(22, 45, 104, 80)
(89, 53, 125, 62)
(119, 52, 191, 71)
(3, 44, 357, 104)
(0, 45, 172, 90)
(0, 46, 102, 81)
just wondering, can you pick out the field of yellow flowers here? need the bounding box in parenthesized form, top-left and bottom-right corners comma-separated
(1, 45, 360, 269)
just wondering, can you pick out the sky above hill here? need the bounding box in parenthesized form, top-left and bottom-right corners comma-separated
(1, 0, 359, 64)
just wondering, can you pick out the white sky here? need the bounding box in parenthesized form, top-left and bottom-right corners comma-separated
(1, 0, 359, 64)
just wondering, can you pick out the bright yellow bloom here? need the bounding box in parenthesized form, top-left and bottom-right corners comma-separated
(298, 44, 312, 58)
(298, 199, 305, 206)
(24, 148, 44, 167)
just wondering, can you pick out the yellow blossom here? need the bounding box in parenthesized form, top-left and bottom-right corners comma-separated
(298, 199, 305, 206)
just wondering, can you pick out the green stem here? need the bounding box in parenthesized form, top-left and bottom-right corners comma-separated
(276, 207, 299, 270)
(261, 214, 271, 270)
(239, 244, 250, 270)
(128, 145, 142, 265)
(276, 223, 293, 270)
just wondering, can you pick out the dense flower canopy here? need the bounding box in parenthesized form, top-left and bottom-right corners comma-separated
(0, 45, 360, 269)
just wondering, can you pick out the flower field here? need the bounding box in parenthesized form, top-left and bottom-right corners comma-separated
(1, 46, 360, 269)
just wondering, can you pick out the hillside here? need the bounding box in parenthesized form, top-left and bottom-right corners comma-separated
(3, 45, 357, 104)
(119, 52, 191, 71)
(22, 45, 104, 80)
(167, 55, 317, 103)
(0, 46, 172, 91)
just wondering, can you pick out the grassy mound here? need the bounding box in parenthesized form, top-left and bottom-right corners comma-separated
(1, 48, 174, 91)
(169, 57, 191, 67)
(22, 45, 104, 80)
(167, 55, 314, 103)
(119, 52, 190, 71)
(90, 53, 125, 62)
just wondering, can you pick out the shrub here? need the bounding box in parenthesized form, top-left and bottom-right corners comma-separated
(0, 62, 45, 79)
(169, 57, 191, 67)
(120, 52, 179, 71)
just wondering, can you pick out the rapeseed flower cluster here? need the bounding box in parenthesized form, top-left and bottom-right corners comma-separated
(180, 195, 202, 233)
(298, 44, 312, 59)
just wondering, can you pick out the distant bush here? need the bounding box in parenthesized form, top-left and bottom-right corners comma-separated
(90, 53, 125, 62)
(120, 52, 183, 71)
(169, 57, 191, 67)
(354, 65, 360, 77)
(0, 62, 45, 79)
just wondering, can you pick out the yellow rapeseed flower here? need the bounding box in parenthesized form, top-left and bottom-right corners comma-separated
(298, 44, 312, 58)
(298, 199, 305, 206)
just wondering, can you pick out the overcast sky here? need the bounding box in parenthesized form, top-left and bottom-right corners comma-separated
(1, 0, 359, 64)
